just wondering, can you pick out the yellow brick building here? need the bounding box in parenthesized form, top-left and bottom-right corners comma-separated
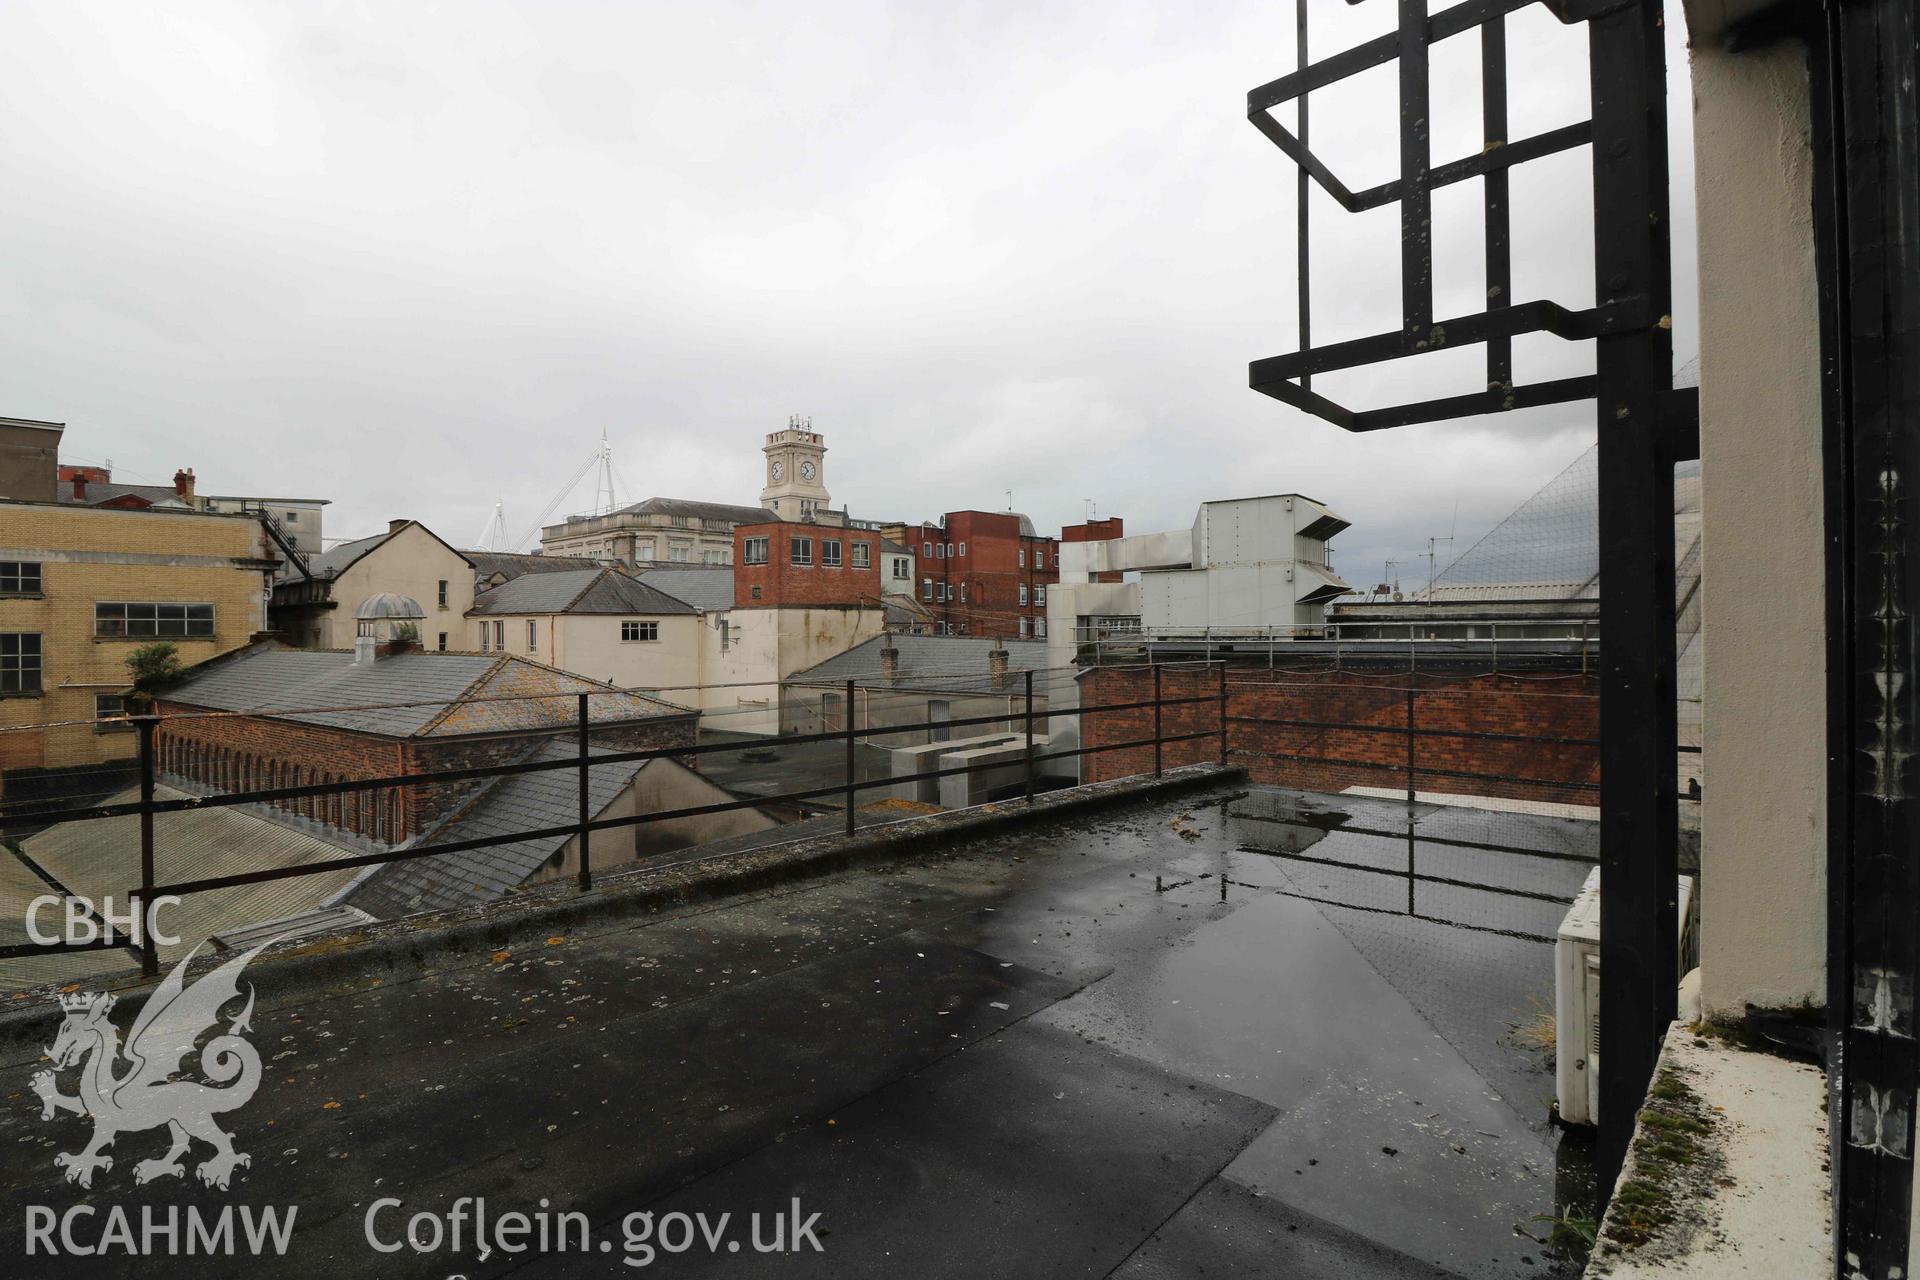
(0, 500, 276, 796)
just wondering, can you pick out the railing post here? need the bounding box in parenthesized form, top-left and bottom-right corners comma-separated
(1023, 669, 1036, 802)
(1217, 661, 1229, 764)
(1404, 687, 1416, 808)
(136, 715, 158, 978)
(844, 678, 857, 836)
(1152, 665, 1164, 778)
(576, 693, 592, 891)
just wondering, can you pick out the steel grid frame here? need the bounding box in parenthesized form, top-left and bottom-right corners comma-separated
(1246, 0, 1682, 1209)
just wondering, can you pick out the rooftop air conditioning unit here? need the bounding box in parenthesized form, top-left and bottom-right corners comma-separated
(1554, 866, 1697, 1127)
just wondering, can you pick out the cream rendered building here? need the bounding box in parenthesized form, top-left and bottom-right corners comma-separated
(271, 519, 476, 651)
(465, 567, 703, 693)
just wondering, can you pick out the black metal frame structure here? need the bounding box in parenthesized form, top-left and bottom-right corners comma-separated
(1247, 0, 1685, 1202)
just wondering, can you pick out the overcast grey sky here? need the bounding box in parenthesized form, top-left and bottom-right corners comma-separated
(0, 1, 1695, 584)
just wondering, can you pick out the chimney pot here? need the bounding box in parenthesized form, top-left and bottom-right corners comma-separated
(173, 468, 195, 499)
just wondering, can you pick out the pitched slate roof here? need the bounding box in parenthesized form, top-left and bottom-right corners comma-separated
(469, 567, 697, 616)
(163, 645, 692, 738)
(467, 550, 598, 583)
(344, 744, 643, 919)
(58, 479, 192, 508)
(564, 497, 774, 527)
(634, 567, 736, 613)
(789, 635, 1050, 689)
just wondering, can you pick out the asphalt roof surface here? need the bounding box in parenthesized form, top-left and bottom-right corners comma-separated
(0, 784, 1594, 1278)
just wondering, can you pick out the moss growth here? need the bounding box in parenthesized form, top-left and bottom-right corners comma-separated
(1600, 1067, 1720, 1252)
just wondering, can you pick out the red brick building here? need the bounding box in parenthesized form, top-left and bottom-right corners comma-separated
(900, 511, 1065, 640)
(154, 642, 698, 843)
(733, 520, 883, 608)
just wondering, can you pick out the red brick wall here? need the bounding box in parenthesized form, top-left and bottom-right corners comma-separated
(153, 705, 697, 841)
(734, 521, 882, 609)
(902, 511, 1059, 637)
(1078, 663, 1600, 804)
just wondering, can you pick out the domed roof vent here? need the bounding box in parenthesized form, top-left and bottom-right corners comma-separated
(356, 592, 426, 621)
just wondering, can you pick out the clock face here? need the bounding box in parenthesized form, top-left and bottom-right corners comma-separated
(770, 460, 784, 482)
(800, 460, 817, 482)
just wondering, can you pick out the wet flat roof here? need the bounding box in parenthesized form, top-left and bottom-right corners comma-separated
(0, 783, 1595, 1278)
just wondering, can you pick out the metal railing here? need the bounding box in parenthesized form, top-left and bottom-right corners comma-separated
(0, 668, 1224, 979)
(1, 662, 1631, 986)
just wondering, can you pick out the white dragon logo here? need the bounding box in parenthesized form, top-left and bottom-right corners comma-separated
(28, 940, 272, 1191)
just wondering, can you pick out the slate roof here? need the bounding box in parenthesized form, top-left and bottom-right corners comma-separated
(469, 567, 697, 616)
(163, 645, 693, 738)
(345, 744, 645, 919)
(58, 479, 192, 508)
(565, 497, 774, 527)
(468, 551, 600, 583)
(789, 635, 1050, 689)
(634, 567, 736, 613)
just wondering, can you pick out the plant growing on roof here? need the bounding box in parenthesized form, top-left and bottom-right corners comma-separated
(390, 622, 420, 644)
(123, 643, 184, 710)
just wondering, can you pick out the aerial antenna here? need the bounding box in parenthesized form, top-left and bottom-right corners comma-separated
(1006, 490, 1014, 511)
(1084, 498, 1096, 522)
(1424, 534, 1455, 600)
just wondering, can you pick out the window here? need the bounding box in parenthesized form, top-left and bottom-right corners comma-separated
(0, 634, 41, 694)
(437, 580, 448, 609)
(719, 619, 730, 651)
(1018, 549, 1025, 568)
(1035, 586, 1046, 606)
(94, 693, 127, 726)
(751, 585, 763, 600)
(791, 537, 813, 566)
(1018, 584, 1029, 605)
(479, 624, 490, 652)
(703, 549, 726, 565)
(960, 582, 968, 602)
(821, 539, 842, 567)
(851, 542, 870, 568)
(527, 620, 537, 651)
(437, 632, 448, 651)
(493, 620, 505, 650)
(945, 543, 953, 557)
(0, 562, 42, 595)
(94, 603, 215, 638)
(893, 557, 909, 577)
(284, 511, 299, 524)
(1035, 617, 1048, 639)
(622, 620, 659, 642)
(935, 543, 944, 559)
(921, 543, 931, 558)
(958, 542, 967, 557)
(1019, 617, 1030, 638)
(743, 536, 769, 565)
(669, 546, 690, 563)
(922, 578, 933, 601)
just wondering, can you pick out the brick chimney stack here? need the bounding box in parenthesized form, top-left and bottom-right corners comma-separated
(173, 468, 195, 500)
(988, 639, 1009, 691)
(70, 471, 86, 500)
(880, 636, 899, 686)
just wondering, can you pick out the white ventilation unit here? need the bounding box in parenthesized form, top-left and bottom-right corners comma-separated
(1554, 866, 1697, 1127)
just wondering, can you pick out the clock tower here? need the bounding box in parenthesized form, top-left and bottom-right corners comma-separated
(761, 416, 831, 521)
